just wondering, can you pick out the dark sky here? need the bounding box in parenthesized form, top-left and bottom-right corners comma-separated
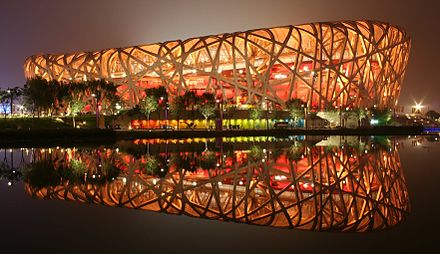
(0, 0, 439, 111)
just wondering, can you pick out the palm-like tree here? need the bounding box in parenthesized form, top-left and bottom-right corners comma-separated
(0, 89, 8, 119)
(9, 87, 23, 117)
(0, 87, 23, 118)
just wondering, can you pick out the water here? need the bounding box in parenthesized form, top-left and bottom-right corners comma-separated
(0, 135, 438, 253)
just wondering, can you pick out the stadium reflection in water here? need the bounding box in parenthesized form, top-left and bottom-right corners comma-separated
(23, 136, 409, 232)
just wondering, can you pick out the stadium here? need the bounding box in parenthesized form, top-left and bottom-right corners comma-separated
(24, 20, 410, 111)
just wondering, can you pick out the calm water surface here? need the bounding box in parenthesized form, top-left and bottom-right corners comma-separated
(0, 135, 438, 253)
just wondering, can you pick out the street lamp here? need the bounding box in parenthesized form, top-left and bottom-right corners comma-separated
(413, 102, 423, 114)
(92, 92, 100, 128)
(115, 103, 121, 114)
(158, 96, 169, 129)
(264, 97, 272, 130)
(304, 104, 308, 129)
(165, 102, 169, 130)
(216, 99, 224, 131)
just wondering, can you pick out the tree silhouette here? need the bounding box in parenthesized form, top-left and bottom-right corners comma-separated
(169, 96, 185, 130)
(23, 77, 54, 118)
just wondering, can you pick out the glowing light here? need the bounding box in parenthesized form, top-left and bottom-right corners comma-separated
(274, 73, 287, 79)
(414, 102, 424, 113)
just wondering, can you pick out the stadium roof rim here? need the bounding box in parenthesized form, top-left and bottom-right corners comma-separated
(27, 19, 409, 58)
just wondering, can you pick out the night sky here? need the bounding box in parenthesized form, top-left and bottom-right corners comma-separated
(0, 0, 439, 111)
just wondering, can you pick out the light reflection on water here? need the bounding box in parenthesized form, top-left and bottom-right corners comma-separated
(0, 136, 420, 232)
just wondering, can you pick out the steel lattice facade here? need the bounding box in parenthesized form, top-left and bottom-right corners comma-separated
(24, 20, 410, 109)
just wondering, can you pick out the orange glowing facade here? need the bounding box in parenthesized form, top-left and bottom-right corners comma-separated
(24, 20, 410, 109)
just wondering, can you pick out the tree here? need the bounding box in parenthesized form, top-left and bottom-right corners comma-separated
(286, 98, 305, 127)
(146, 86, 167, 102)
(85, 79, 118, 107)
(287, 142, 305, 161)
(139, 96, 158, 128)
(95, 80, 120, 114)
(249, 107, 263, 129)
(70, 98, 86, 128)
(23, 77, 55, 118)
(198, 92, 216, 130)
(51, 81, 69, 116)
(23, 159, 61, 189)
(199, 103, 216, 130)
(224, 105, 238, 128)
(8, 87, 23, 117)
(353, 107, 368, 127)
(169, 96, 185, 130)
(143, 155, 159, 175)
(64, 82, 87, 127)
(249, 145, 264, 161)
(370, 107, 392, 126)
(0, 87, 23, 118)
(183, 90, 199, 124)
(200, 150, 217, 169)
(0, 90, 8, 119)
(425, 110, 440, 120)
(80, 79, 119, 128)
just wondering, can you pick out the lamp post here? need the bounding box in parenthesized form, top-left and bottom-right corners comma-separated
(165, 102, 169, 130)
(159, 96, 169, 130)
(216, 99, 223, 131)
(265, 98, 272, 130)
(92, 92, 100, 129)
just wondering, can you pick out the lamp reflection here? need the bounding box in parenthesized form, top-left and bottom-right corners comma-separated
(24, 137, 409, 232)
